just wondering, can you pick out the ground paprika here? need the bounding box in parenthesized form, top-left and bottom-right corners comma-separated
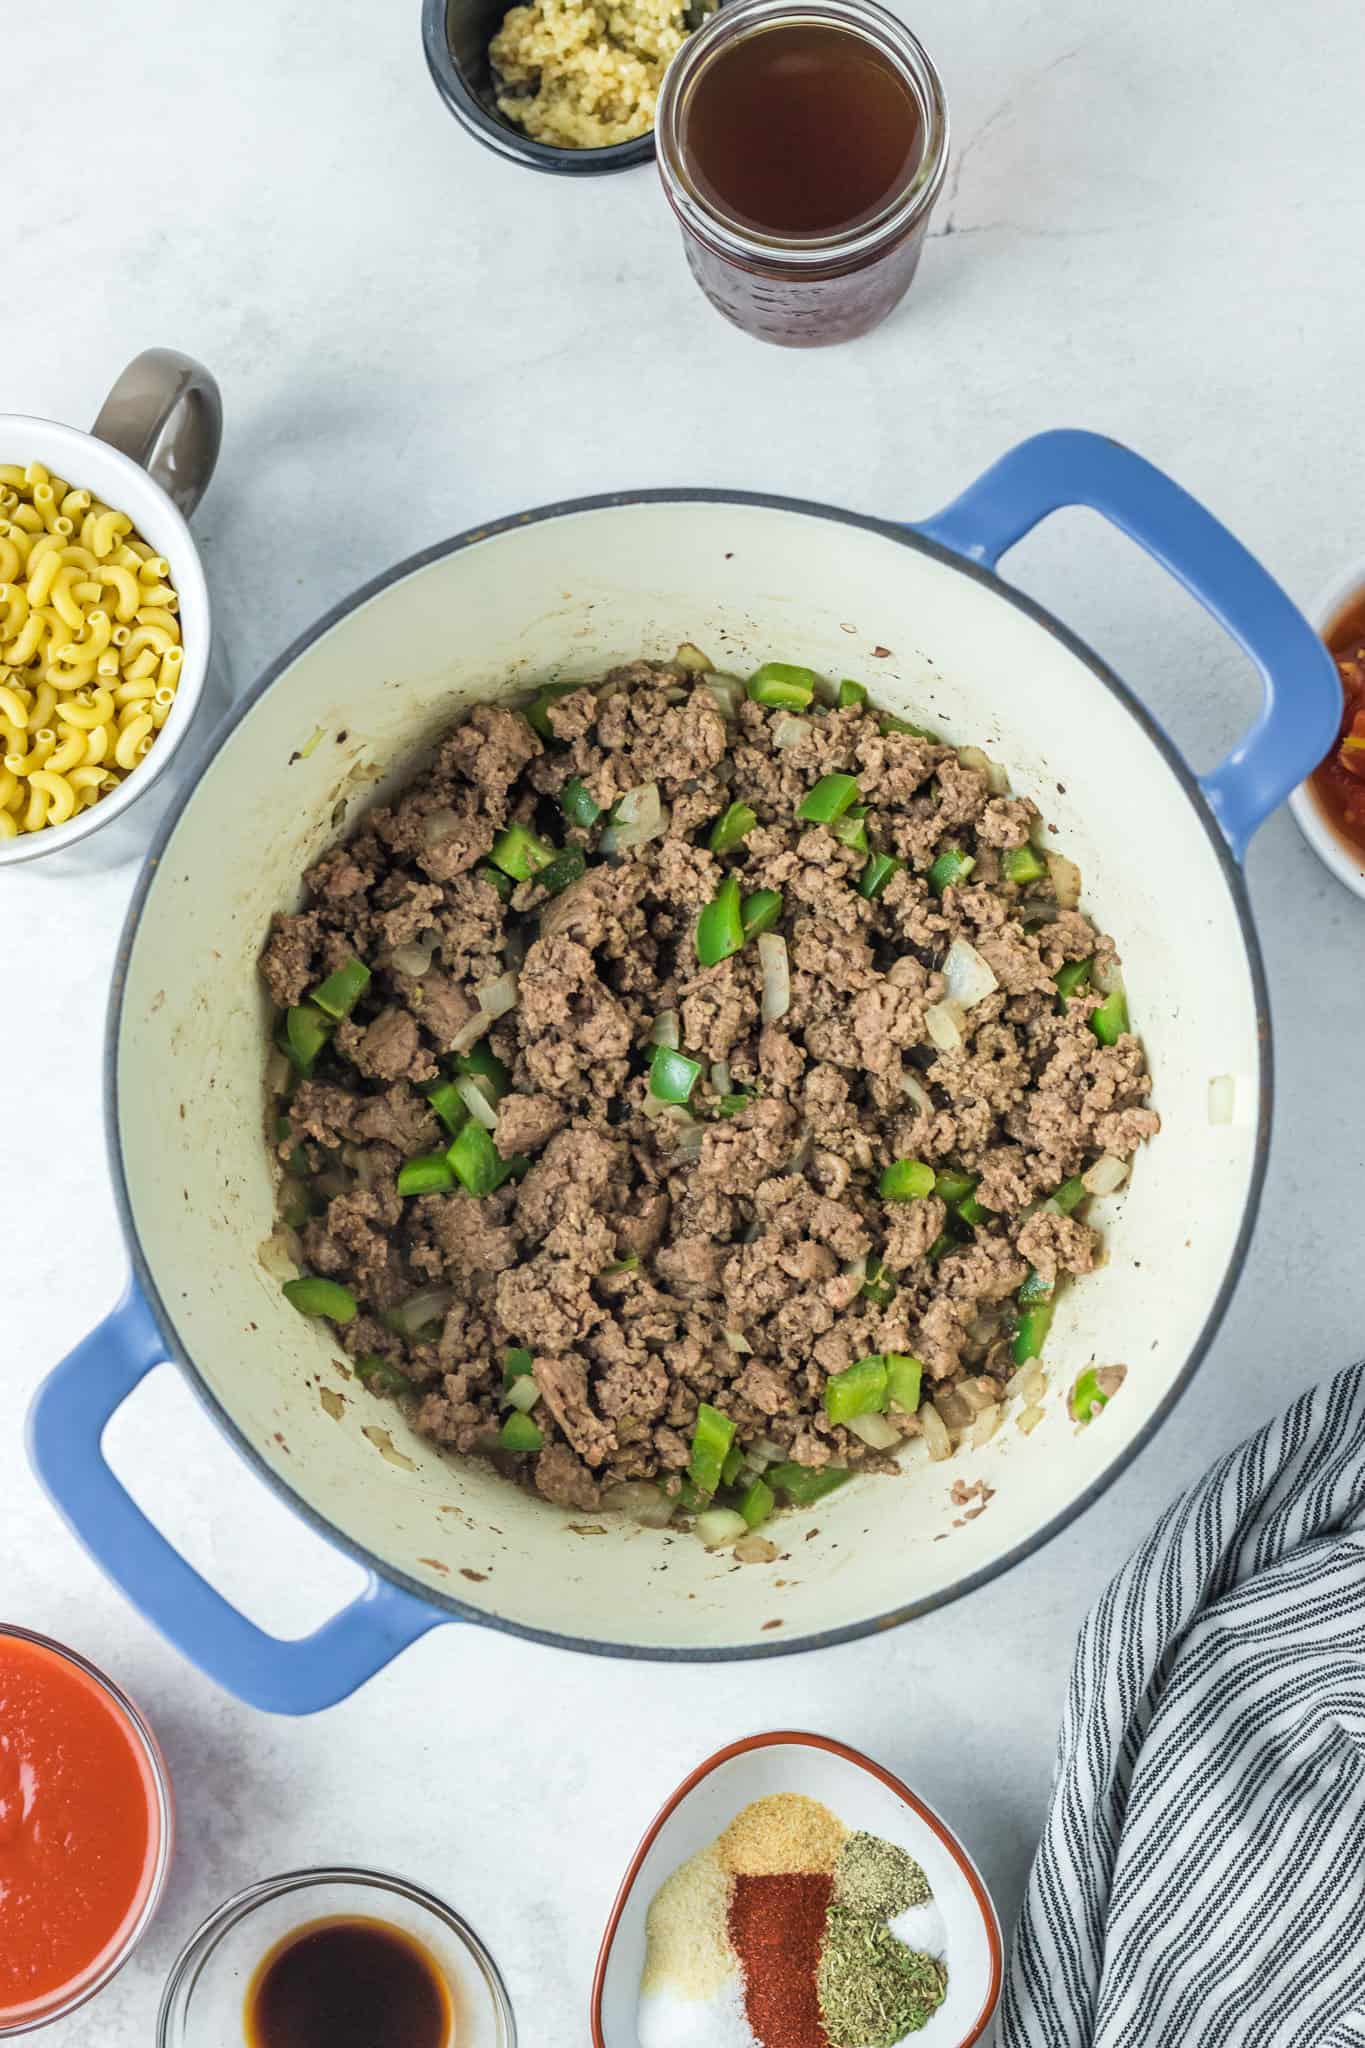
(726, 1870, 832, 2048)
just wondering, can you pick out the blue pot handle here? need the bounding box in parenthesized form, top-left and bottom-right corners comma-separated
(915, 429, 1340, 860)
(27, 1282, 443, 1715)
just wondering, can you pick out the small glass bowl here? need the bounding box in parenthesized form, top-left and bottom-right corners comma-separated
(0, 1626, 174, 2036)
(157, 1868, 516, 2048)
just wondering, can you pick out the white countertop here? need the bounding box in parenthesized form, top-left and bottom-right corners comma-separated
(8, 0, 1365, 2039)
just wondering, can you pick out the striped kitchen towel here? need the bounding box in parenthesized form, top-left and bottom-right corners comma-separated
(1003, 1362, 1365, 2048)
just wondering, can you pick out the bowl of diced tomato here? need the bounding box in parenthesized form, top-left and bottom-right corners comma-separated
(1290, 561, 1365, 898)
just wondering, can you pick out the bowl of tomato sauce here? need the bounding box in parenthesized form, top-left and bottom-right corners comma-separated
(0, 1626, 173, 2033)
(1290, 567, 1365, 897)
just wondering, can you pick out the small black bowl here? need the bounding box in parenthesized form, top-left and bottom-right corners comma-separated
(421, 0, 657, 173)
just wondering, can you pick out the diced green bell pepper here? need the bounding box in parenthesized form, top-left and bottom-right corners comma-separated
(708, 800, 757, 854)
(880, 1157, 935, 1201)
(687, 1401, 735, 1497)
(397, 1152, 457, 1197)
(1003, 844, 1047, 886)
(797, 773, 860, 824)
(498, 1411, 544, 1453)
(831, 806, 870, 855)
(560, 776, 601, 827)
(1054, 957, 1093, 1004)
(649, 1043, 702, 1105)
(422, 1079, 468, 1138)
(1091, 988, 1129, 1045)
(356, 1356, 411, 1395)
(1013, 1298, 1055, 1364)
(696, 873, 745, 966)
(523, 680, 579, 741)
(282, 1276, 357, 1323)
(838, 679, 868, 708)
(311, 955, 371, 1019)
(768, 1462, 850, 1506)
(860, 1257, 897, 1306)
(824, 1354, 888, 1422)
(283, 1003, 332, 1076)
(928, 846, 976, 895)
(490, 822, 556, 881)
(859, 852, 903, 899)
(1053, 1175, 1088, 1216)
(1070, 1368, 1115, 1425)
(741, 889, 783, 940)
(748, 662, 817, 709)
(885, 1353, 923, 1414)
(536, 845, 586, 896)
(739, 1478, 774, 1529)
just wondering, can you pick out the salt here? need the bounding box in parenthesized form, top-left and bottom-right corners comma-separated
(637, 1975, 756, 2048)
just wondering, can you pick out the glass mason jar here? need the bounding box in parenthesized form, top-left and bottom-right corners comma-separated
(656, 0, 949, 348)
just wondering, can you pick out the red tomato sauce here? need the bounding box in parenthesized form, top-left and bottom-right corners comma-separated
(0, 1632, 164, 2025)
(1309, 593, 1365, 857)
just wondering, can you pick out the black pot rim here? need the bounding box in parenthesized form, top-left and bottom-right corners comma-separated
(108, 485, 1273, 1664)
(421, 0, 656, 175)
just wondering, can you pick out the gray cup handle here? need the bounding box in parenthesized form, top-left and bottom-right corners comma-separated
(92, 348, 222, 518)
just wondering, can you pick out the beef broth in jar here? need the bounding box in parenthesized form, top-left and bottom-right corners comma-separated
(655, 0, 948, 347)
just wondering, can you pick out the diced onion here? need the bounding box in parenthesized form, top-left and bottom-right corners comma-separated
(752, 1436, 783, 1463)
(1208, 1074, 1235, 1125)
(1018, 1403, 1046, 1435)
(650, 1009, 681, 1049)
(391, 1287, 455, 1336)
(455, 1075, 499, 1130)
(391, 937, 436, 976)
(598, 825, 619, 856)
(266, 1047, 292, 1097)
(772, 715, 808, 749)
(847, 1412, 900, 1451)
(600, 1483, 666, 1526)
(504, 1376, 542, 1414)
(696, 1507, 748, 1550)
(1083, 1151, 1129, 1196)
(969, 1403, 1002, 1448)
(705, 675, 745, 719)
(734, 1532, 780, 1564)
(613, 782, 666, 847)
(314, 1167, 352, 1201)
(924, 998, 967, 1053)
(421, 806, 460, 846)
(941, 937, 998, 1010)
(670, 1121, 706, 1161)
(674, 642, 713, 673)
(603, 1480, 676, 1528)
(957, 742, 1009, 792)
(1045, 851, 1082, 910)
(642, 1093, 691, 1124)
(723, 1328, 753, 1354)
(758, 932, 790, 1023)
(711, 1058, 732, 1095)
(900, 1069, 935, 1118)
(957, 1375, 999, 1415)
(1006, 1362, 1047, 1403)
(935, 1388, 973, 1430)
(476, 971, 518, 1019)
(919, 1402, 952, 1461)
(451, 1010, 491, 1055)
(1091, 951, 1124, 997)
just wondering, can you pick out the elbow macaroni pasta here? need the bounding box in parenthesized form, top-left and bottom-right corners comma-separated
(0, 461, 185, 838)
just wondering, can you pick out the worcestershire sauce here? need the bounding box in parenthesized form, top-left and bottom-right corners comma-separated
(680, 22, 922, 237)
(245, 1917, 451, 2048)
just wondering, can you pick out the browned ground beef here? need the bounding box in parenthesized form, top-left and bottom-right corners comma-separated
(262, 662, 1158, 1511)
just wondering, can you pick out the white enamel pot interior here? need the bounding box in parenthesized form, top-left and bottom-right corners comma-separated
(109, 493, 1267, 1658)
